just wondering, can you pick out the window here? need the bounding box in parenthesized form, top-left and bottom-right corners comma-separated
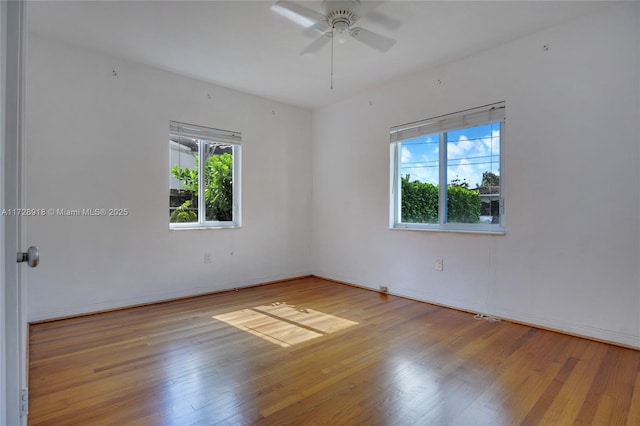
(390, 102, 504, 233)
(169, 121, 241, 229)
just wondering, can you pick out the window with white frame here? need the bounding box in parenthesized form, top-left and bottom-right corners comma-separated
(390, 102, 505, 233)
(169, 121, 241, 229)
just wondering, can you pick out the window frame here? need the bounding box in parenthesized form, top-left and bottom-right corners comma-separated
(169, 121, 242, 230)
(389, 103, 505, 234)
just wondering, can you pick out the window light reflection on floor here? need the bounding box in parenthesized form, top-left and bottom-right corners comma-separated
(213, 302, 358, 347)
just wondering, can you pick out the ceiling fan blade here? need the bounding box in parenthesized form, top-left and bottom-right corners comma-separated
(349, 27, 396, 53)
(300, 34, 331, 55)
(271, 1, 324, 28)
(303, 21, 332, 38)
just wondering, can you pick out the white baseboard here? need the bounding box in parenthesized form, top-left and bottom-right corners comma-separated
(27, 271, 311, 323)
(312, 272, 640, 349)
(491, 306, 639, 348)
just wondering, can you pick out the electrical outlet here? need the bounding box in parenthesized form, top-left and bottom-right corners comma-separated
(434, 259, 443, 271)
(20, 389, 28, 416)
(379, 286, 388, 293)
(204, 252, 212, 264)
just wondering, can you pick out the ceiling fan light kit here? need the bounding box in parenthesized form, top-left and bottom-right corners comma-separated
(272, 0, 397, 89)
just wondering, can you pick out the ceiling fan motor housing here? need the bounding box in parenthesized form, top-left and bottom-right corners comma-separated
(327, 10, 358, 32)
(324, 0, 360, 31)
(276, 0, 395, 55)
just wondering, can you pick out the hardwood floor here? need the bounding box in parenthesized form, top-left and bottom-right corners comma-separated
(28, 277, 640, 425)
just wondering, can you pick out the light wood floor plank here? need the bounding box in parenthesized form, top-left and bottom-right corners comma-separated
(28, 277, 640, 425)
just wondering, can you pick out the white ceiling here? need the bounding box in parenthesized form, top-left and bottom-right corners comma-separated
(26, 0, 612, 110)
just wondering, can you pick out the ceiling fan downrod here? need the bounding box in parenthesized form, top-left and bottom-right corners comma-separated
(330, 29, 334, 90)
(327, 10, 357, 91)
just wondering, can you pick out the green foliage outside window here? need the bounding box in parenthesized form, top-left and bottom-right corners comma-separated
(171, 152, 233, 222)
(401, 176, 480, 224)
(401, 177, 439, 223)
(446, 185, 481, 223)
(169, 199, 197, 223)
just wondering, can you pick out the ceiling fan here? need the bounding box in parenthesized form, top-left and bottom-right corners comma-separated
(272, 0, 399, 55)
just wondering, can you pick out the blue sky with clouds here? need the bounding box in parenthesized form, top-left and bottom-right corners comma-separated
(400, 122, 500, 188)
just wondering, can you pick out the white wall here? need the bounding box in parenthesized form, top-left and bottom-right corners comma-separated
(311, 3, 640, 346)
(23, 3, 640, 349)
(24, 35, 312, 321)
(1, 0, 7, 419)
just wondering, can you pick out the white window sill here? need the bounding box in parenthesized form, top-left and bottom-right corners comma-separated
(390, 225, 505, 235)
(170, 224, 241, 231)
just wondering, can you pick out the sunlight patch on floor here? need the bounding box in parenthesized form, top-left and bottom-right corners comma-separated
(213, 302, 358, 347)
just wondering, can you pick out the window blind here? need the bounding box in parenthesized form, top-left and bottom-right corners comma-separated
(170, 121, 241, 144)
(390, 102, 505, 143)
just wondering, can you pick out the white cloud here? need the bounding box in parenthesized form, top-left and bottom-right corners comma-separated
(447, 135, 473, 158)
(448, 158, 475, 184)
(401, 146, 412, 163)
(401, 127, 499, 187)
(481, 129, 500, 155)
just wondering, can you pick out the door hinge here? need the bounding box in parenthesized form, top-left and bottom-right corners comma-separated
(20, 388, 28, 417)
